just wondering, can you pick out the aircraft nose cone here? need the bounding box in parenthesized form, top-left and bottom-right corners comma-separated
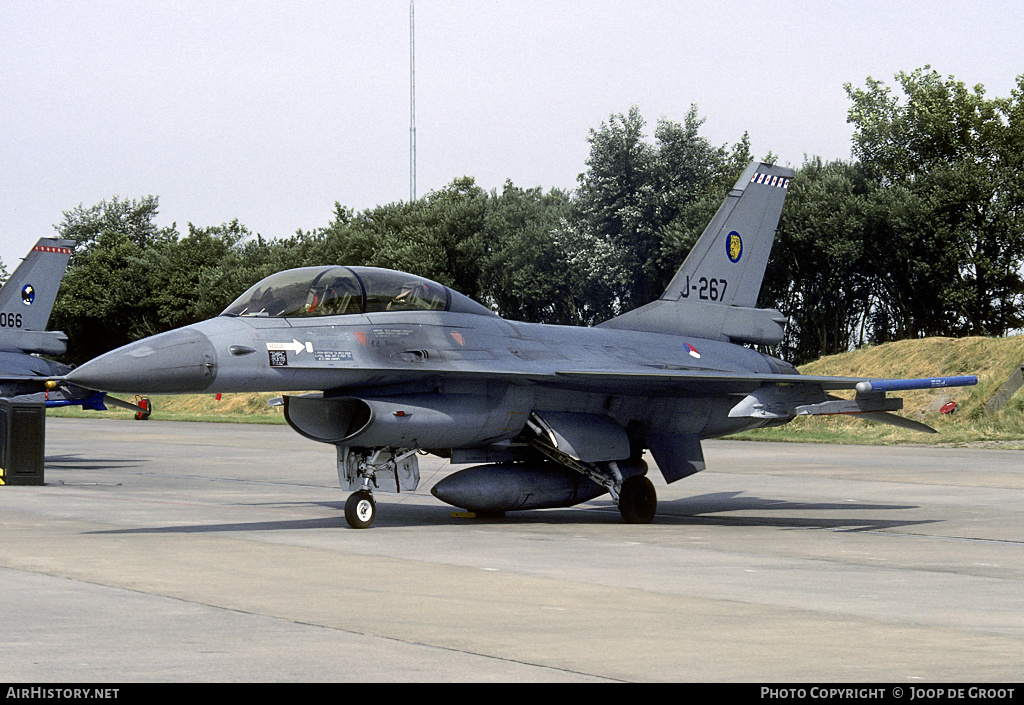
(67, 327, 217, 394)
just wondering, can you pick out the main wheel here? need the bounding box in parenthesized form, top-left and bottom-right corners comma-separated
(345, 490, 376, 529)
(618, 475, 657, 524)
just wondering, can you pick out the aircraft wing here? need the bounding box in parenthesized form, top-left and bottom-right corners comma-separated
(552, 369, 977, 394)
(551, 368, 976, 434)
(303, 359, 973, 399)
(311, 362, 975, 433)
(552, 369, 863, 394)
(302, 365, 865, 396)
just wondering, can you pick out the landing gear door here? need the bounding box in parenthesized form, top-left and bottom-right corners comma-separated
(533, 411, 631, 463)
(337, 446, 420, 493)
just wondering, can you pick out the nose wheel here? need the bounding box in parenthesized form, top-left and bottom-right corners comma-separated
(345, 490, 376, 529)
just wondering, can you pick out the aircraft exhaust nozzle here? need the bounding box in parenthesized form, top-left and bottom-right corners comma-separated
(431, 463, 606, 513)
(66, 326, 217, 394)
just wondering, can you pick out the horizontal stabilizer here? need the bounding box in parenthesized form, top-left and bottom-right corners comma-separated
(99, 393, 153, 416)
(859, 411, 937, 434)
(0, 329, 68, 356)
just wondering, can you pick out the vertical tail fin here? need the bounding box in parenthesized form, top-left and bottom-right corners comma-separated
(600, 162, 793, 345)
(0, 238, 75, 354)
(662, 162, 793, 307)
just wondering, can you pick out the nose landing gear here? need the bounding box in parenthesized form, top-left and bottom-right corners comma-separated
(345, 489, 376, 529)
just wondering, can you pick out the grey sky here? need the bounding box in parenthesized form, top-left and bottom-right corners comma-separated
(2, 0, 1022, 270)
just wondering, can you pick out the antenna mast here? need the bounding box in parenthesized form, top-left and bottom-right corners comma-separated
(409, 0, 417, 202)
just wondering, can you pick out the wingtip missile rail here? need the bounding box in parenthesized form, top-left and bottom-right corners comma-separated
(855, 376, 979, 394)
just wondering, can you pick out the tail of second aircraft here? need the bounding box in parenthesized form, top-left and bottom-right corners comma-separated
(0, 238, 75, 354)
(599, 161, 793, 345)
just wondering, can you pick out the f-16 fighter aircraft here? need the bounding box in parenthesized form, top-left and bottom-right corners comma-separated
(66, 162, 976, 528)
(0, 238, 152, 417)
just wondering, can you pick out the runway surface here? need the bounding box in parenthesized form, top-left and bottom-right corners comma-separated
(2, 417, 1023, 682)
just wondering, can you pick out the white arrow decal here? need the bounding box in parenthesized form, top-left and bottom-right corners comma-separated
(266, 339, 313, 355)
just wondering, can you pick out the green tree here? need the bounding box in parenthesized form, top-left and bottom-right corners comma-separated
(51, 195, 292, 363)
(146, 220, 253, 325)
(192, 225, 327, 321)
(321, 178, 490, 302)
(573, 106, 656, 312)
(417, 177, 490, 298)
(51, 196, 177, 362)
(574, 105, 755, 315)
(763, 158, 874, 364)
(479, 183, 576, 323)
(845, 68, 1024, 338)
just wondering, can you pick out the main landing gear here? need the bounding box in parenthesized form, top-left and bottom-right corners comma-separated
(617, 475, 657, 524)
(525, 421, 658, 524)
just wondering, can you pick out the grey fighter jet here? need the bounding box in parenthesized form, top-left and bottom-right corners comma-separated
(0, 237, 151, 417)
(66, 162, 976, 528)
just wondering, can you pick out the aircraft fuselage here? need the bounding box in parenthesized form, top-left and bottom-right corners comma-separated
(73, 309, 795, 444)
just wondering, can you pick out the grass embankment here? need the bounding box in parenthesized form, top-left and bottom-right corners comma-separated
(50, 390, 288, 424)
(50, 336, 1024, 446)
(739, 336, 1024, 447)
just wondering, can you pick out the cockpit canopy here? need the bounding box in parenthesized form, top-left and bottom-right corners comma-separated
(220, 266, 496, 318)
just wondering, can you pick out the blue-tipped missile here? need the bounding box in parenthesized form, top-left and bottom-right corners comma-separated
(855, 375, 978, 394)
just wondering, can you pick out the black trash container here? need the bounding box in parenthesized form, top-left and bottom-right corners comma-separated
(0, 398, 45, 486)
